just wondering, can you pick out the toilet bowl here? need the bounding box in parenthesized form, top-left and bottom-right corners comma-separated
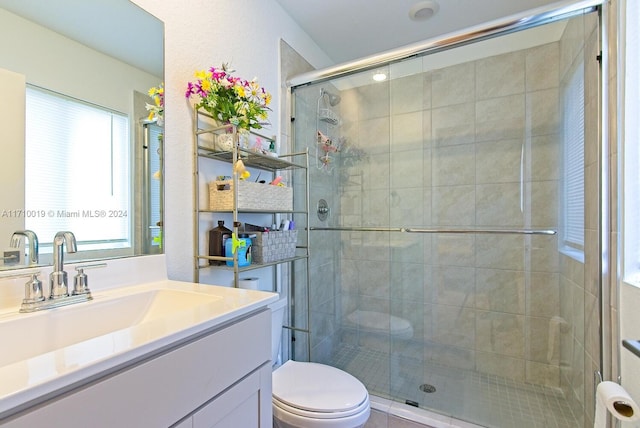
(270, 297, 370, 428)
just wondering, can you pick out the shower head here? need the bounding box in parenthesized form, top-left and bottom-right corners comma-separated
(327, 92, 341, 106)
(321, 88, 341, 106)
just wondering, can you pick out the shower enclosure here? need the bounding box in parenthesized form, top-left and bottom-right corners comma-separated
(286, 2, 604, 427)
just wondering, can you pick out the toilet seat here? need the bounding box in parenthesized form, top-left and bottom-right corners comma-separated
(272, 360, 369, 419)
(273, 395, 369, 419)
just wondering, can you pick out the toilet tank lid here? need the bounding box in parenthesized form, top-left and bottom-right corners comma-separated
(272, 360, 368, 413)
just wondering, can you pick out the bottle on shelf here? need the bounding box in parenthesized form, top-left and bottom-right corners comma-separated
(224, 234, 253, 267)
(208, 220, 232, 265)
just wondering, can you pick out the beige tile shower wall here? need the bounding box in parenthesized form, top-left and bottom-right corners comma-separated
(338, 40, 573, 390)
(280, 41, 343, 364)
(302, 81, 342, 362)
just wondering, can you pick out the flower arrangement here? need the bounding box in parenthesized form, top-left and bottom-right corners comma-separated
(185, 63, 272, 131)
(146, 83, 164, 126)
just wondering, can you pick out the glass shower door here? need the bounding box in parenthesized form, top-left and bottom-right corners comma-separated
(292, 7, 600, 427)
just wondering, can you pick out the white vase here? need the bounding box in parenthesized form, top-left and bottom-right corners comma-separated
(216, 134, 235, 151)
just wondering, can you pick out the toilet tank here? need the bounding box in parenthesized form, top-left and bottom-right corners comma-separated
(269, 296, 288, 364)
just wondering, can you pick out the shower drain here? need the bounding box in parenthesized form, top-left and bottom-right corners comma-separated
(419, 383, 437, 393)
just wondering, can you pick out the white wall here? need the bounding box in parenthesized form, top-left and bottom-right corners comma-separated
(614, 0, 640, 418)
(130, 0, 332, 281)
(0, 8, 159, 114)
(0, 68, 25, 254)
(620, 284, 640, 424)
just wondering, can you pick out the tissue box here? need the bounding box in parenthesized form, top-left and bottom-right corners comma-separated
(252, 230, 298, 264)
(209, 180, 293, 211)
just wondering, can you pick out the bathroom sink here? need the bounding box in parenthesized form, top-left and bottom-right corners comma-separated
(0, 257, 279, 422)
(0, 288, 222, 368)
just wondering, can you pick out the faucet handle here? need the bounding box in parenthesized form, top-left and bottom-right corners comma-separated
(72, 263, 106, 296)
(24, 273, 44, 304)
(0, 270, 46, 305)
(7, 271, 46, 313)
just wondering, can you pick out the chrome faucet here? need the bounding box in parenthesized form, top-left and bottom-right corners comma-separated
(10, 230, 39, 265)
(49, 231, 77, 299)
(6, 231, 97, 313)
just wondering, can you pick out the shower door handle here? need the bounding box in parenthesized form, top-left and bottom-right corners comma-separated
(308, 226, 556, 235)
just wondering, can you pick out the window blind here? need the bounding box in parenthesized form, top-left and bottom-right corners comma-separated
(24, 86, 131, 246)
(562, 61, 585, 250)
(148, 124, 162, 246)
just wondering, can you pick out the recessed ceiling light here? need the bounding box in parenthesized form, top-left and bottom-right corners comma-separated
(372, 72, 387, 82)
(409, 0, 439, 21)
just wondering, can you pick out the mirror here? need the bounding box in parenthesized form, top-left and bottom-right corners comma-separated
(0, 0, 164, 270)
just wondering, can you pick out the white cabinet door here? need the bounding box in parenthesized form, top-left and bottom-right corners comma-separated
(193, 364, 272, 428)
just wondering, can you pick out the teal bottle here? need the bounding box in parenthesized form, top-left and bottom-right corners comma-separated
(225, 234, 252, 267)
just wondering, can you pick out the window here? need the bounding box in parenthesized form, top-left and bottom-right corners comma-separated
(147, 123, 163, 249)
(623, 0, 640, 285)
(560, 59, 585, 261)
(24, 86, 131, 250)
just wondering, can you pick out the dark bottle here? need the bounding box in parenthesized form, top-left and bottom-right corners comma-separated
(209, 220, 232, 265)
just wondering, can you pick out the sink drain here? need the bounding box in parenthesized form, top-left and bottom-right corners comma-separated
(419, 383, 436, 393)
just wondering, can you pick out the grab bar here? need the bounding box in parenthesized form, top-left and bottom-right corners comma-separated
(309, 226, 556, 235)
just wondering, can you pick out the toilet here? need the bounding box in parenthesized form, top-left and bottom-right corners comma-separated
(269, 297, 371, 428)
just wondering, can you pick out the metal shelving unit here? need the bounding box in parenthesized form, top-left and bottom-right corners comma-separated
(192, 107, 310, 298)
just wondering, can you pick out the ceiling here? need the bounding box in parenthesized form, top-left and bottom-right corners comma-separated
(0, 0, 163, 77)
(1, 0, 583, 81)
(274, 0, 575, 64)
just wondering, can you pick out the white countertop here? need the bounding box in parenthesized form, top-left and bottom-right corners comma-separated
(0, 279, 278, 419)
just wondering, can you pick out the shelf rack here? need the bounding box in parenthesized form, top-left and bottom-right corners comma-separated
(192, 107, 310, 301)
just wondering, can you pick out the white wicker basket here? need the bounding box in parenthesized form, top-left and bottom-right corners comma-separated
(252, 230, 298, 264)
(209, 180, 293, 211)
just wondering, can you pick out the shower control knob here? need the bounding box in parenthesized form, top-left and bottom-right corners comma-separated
(317, 199, 330, 221)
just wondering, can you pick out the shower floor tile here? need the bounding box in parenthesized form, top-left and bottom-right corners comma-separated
(329, 345, 580, 428)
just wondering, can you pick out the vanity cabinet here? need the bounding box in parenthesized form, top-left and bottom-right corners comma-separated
(1, 309, 272, 428)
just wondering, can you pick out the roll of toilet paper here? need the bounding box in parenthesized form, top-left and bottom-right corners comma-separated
(238, 277, 259, 290)
(594, 381, 640, 428)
